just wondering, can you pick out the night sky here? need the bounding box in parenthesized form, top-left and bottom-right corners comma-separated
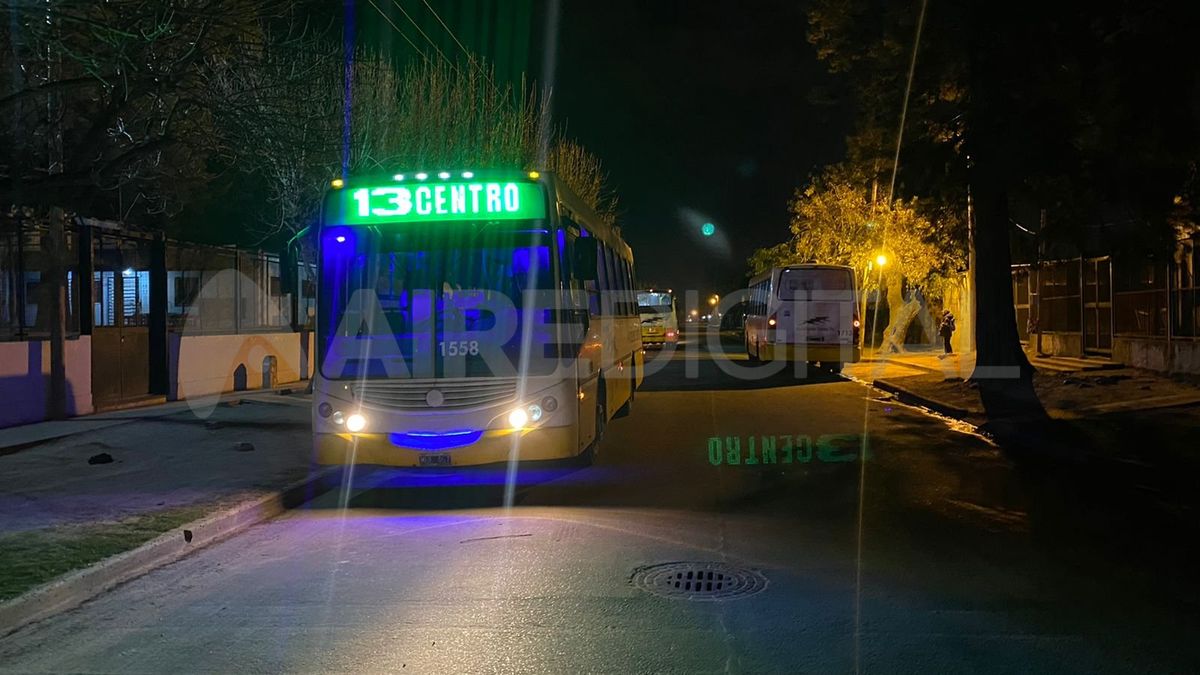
(551, 0, 850, 295)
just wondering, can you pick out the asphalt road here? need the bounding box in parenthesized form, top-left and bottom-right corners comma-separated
(3, 336, 1199, 673)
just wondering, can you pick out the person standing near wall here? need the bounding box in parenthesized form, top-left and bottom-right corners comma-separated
(938, 309, 956, 358)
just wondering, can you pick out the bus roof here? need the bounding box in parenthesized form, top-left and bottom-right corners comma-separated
(748, 264, 854, 286)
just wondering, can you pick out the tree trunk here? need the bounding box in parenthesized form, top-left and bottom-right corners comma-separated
(880, 276, 917, 354)
(966, 6, 1044, 420)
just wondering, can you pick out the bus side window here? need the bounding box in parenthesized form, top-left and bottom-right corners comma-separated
(601, 245, 618, 316)
(615, 257, 629, 316)
(561, 220, 582, 292)
(628, 257, 638, 314)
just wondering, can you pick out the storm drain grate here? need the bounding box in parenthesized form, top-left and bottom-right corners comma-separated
(631, 562, 767, 601)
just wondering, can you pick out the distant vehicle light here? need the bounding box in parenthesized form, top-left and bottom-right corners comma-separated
(508, 408, 529, 429)
(461, 171, 474, 179)
(345, 413, 366, 432)
(528, 170, 540, 179)
(392, 173, 405, 181)
(318, 403, 333, 418)
(438, 171, 451, 179)
(415, 172, 428, 180)
(330, 178, 345, 189)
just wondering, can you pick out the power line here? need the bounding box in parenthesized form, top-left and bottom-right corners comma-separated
(364, 0, 431, 64)
(417, 0, 494, 82)
(887, 0, 928, 204)
(419, 0, 471, 59)
(388, 0, 454, 67)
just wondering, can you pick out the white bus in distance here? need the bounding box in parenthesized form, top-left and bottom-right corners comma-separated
(637, 290, 678, 346)
(744, 264, 861, 373)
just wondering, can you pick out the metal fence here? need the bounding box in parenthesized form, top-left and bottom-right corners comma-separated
(1, 219, 314, 342)
(1013, 239, 1199, 349)
(0, 220, 82, 341)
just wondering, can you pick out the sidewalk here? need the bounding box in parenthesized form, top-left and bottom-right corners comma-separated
(847, 350, 1200, 508)
(848, 348, 1200, 422)
(0, 390, 318, 607)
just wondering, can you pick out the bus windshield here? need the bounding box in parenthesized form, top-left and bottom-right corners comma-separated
(637, 291, 673, 308)
(318, 225, 559, 380)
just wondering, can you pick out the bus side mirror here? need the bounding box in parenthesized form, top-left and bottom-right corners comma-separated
(573, 238, 598, 281)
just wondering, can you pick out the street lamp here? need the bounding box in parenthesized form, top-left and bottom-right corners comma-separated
(708, 294, 719, 306)
(875, 254, 888, 268)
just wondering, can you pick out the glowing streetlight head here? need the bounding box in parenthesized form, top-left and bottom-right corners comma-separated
(701, 222, 715, 237)
(876, 254, 888, 267)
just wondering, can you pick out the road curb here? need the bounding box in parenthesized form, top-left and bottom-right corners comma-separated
(0, 465, 342, 638)
(873, 378, 977, 420)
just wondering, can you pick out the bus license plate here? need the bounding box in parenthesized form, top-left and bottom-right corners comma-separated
(419, 454, 452, 466)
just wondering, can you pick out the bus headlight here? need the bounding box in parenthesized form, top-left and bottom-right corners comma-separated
(318, 402, 333, 418)
(541, 396, 558, 413)
(508, 408, 529, 429)
(332, 411, 344, 425)
(345, 413, 367, 432)
(528, 404, 543, 423)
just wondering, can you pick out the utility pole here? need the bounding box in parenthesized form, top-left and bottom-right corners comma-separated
(966, 180, 977, 352)
(46, 0, 68, 419)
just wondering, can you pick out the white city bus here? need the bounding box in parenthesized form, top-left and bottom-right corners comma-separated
(744, 264, 861, 372)
(311, 169, 642, 468)
(637, 290, 679, 346)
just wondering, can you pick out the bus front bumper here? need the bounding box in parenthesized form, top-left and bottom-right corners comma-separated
(314, 426, 578, 468)
(761, 343, 860, 364)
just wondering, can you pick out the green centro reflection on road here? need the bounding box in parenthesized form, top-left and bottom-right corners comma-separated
(706, 434, 867, 465)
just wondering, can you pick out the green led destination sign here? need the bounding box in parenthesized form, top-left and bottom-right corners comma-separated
(327, 180, 547, 225)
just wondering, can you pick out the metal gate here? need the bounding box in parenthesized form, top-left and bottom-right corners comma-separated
(1082, 257, 1113, 354)
(91, 235, 151, 406)
(1012, 266, 1031, 342)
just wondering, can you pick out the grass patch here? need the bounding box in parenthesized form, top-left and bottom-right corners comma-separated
(0, 505, 211, 602)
